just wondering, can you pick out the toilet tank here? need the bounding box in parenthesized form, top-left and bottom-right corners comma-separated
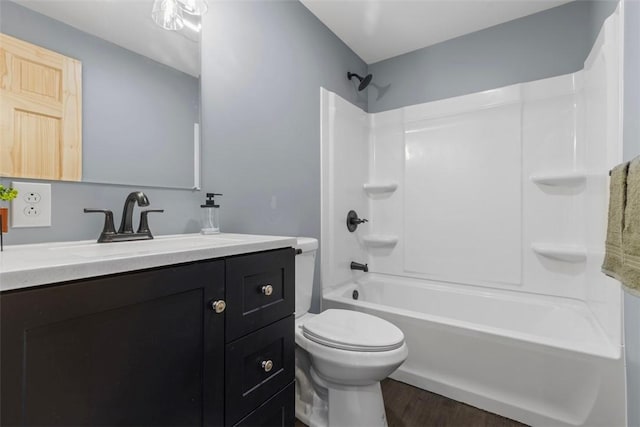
(294, 237, 318, 318)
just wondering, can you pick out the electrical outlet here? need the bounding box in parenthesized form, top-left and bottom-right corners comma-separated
(24, 206, 41, 217)
(24, 192, 41, 203)
(11, 182, 51, 228)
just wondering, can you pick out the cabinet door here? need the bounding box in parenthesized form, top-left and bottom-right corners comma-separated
(225, 316, 295, 425)
(234, 382, 295, 427)
(0, 260, 225, 426)
(226, 248, 295, 341)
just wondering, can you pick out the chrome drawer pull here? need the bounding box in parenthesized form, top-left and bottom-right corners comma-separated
(211, 300, 226, 313)
(261, 285, 273, 296)
(261, 360, 273, 372)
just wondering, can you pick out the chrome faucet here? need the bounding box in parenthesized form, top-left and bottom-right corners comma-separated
(118, 191, 149, 234)
(350, 261, 368, 272)
(84, 191, 163, 243)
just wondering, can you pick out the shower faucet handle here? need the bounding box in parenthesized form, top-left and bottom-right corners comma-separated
(351, 217, 368, 225)
(347, 210, 368, 232)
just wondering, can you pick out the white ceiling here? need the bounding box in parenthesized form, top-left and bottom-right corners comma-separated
(300, 0, 574, 64)
(12, 0, 200, 77)
(12, 0, 574, 73)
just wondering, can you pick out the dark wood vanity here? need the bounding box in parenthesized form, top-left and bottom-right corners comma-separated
(0, 247, 295, 426)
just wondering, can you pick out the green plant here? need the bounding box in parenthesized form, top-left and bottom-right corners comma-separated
(0, 184, 18, 202)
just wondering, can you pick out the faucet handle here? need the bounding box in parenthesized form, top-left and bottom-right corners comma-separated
(84, 209, 116, 242)
(137, 209, 164, 235)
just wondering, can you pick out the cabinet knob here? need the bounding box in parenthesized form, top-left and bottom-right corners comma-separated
(261, 284, 273, 296)
(261, 359, 273, 373)
(211, 300, 226, 313)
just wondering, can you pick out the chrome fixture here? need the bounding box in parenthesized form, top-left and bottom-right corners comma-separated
(347, 72, 373, 91)
(211, 299, 226, 313)
(350, 261, 368, 272)
(347, 210, 368, 232)
(84, 192, 164, 243)
(261, 360, 274, 373)
(151, 0, 208, 31)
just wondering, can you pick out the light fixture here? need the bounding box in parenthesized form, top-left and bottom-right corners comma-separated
(152, 0, 184, 31)
(182, 19, 202, 34)
(151, 0, 208, 31)
(179, 0, 208, 16)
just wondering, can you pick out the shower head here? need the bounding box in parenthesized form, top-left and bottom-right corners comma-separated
(347, 72, 373, 91)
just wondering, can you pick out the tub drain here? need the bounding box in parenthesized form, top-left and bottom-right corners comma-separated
(352, 290, 359, 300)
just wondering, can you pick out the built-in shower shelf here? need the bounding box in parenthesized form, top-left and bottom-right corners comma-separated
(363, 182, 398, 195)
(531, 243, 587, 263)
(362, 234, 399, 247)
(530, 171, 586, 187)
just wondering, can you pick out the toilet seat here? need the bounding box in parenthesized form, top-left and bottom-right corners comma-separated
(302, 309, 404, 352)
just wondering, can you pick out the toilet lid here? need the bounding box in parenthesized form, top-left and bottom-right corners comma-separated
(302, 309, 405, 352)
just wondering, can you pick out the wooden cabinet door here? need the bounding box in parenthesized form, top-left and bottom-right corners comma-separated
(0, 260, 224, 426)
(0, 33, 82, 181)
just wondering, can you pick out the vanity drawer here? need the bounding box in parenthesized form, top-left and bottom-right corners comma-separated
(233, 382, 294, 427)
(226, 248, 295, 341)
(225, 315, 294, 425)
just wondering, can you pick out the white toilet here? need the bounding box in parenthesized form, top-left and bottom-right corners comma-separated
(294, 237, 408, 427)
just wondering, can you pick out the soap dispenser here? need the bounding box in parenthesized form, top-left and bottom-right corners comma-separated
(200, 193, 222, 234)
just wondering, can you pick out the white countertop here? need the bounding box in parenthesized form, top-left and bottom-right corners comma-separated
(0, 233, 296, 292)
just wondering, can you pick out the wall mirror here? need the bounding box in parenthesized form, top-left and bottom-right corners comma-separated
(0, 0, 201, 189)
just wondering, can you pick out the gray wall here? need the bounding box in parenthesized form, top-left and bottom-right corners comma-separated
(368, 1, 618, 113)
(0, 1, 199, 188)
(623, 0, 640, 425)
(201, 0, 367, 311)
(0, 179, 202, 243)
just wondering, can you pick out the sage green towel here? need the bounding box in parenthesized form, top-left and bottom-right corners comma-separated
(622, 157, 640, 296)
(602, 162, 629, 281)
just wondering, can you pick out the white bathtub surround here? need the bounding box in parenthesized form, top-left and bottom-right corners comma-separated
(320, 7, 624, 427)
(320, 89, 370, 290)
(362, 182, 398, 195)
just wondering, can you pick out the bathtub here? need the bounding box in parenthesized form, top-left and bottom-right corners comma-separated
(322, 273, 626, 427)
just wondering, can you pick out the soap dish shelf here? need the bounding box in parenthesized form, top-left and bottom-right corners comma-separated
(529, 171, 586, 187)
(363, 182, 398, 195)
(531, 243, 587, 263)
(362, 234, 399, 248)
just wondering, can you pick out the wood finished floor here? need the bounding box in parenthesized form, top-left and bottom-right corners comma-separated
(295, 378, 528, 427)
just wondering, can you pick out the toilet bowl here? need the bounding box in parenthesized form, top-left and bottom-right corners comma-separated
(294, 237, 408, 427)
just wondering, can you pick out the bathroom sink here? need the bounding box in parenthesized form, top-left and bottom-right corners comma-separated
(49, 234, 244, 259)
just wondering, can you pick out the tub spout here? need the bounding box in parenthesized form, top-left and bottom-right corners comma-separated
(350, 261, 368, 272)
